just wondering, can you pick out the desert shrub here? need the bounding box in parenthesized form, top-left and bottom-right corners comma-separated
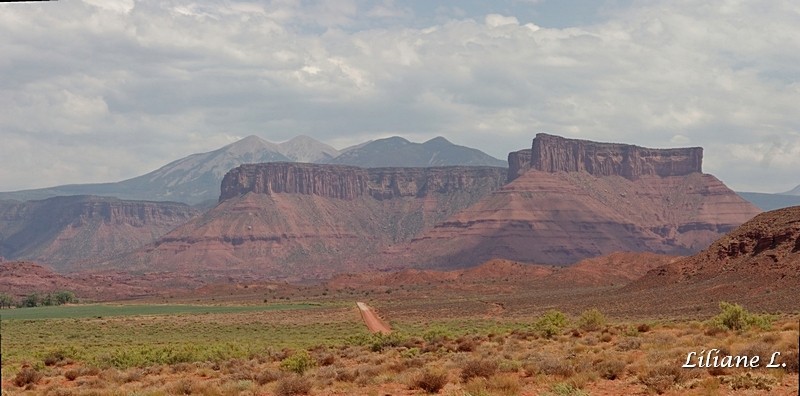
(170, 379, 194, 395)
(782, 348, 798, 373)
(410, 367, 448, 394)
(578, 309, 606, 332)
(637, 323, 651, 333)
(524, 354, 575, 377)
(335, 367, 357, 382)
(460, 359, 498, 382)
(721, 372, 777, 391)
(274, 375, 312, 396)
(42, 346, 79, 367)
(13, 367, 42, 387)
(599, 333, 613, 342)
(544, 382, 588, 396)
(594, 360, 626, 380)
(370, 332, 408, 352)
(498, 359, 522, 373)
(314, 352, 335, 366)
(615, 336, 641, 351)
(313, 366, 337, 387)
(280, 350, 316, 374)
(487, 374, 521, 396)
(255, 368, 281, 385)
(534, 310, 569, 339)
(638, 364, 690, 394)
(737, 342, 773, 363)
(456, 337, 478, 352)
(711, 302, 773, 331)
(422, 326, 452, 343)
(64, 369, 80, 381)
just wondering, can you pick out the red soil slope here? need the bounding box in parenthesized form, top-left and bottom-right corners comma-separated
(621, 206, 800, 312)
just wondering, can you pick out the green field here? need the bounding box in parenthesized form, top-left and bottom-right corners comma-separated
(0, 303, 317, 320)
(0, 302, 368, 373)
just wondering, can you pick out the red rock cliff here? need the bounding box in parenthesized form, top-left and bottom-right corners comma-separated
(507, 149, 532, 181)
(508, 133, 703, 182)
(219, 163, 507, 202)
(0, 196, 197, 271)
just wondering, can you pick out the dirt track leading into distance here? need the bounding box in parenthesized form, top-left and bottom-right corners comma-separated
(356, 302, 391, 334)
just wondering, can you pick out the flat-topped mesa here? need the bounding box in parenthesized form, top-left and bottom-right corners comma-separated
(220, 163, 369, 201)
(219, 163, 507, 202)
(509, 133, 703, 182)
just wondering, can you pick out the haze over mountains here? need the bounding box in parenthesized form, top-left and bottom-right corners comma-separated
(0, 135, 506, 205)
(0, 132, 792, 285)
(74, 133, 757, 280)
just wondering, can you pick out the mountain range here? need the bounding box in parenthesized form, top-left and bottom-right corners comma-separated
(0, 135, 506, 205)
(77, 133, 759, 280)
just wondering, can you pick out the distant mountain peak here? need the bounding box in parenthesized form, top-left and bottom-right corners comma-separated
(424, 136, 452, 145)
(222, 135, 282, 156)
(277, 135, 340, 163)
(378, 136, 411, 144)
(327, 136, 507, 168)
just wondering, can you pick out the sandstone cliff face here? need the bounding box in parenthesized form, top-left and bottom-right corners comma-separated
(387, 134, 759, 268)
(507, 149, 532, 182)
(105, 164, 508, 278)
(219, 163, 507, 202)
(0, 196, 197, 271)
(508, 133, 703, 182)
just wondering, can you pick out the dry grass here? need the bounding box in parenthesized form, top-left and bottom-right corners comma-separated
(2, 297, 797, 396)
(460, 358, 499, 382)
(274, 374, 312, 396)
(409, 367, 449, 393)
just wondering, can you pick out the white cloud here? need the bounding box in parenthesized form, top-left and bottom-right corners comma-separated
(485, 14, 519, 28)
(0, 0, 798, 193)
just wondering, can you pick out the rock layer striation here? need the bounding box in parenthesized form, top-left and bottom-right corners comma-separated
(220, 163, 507, 202)
(393, 134, 759, 268)
(106, 164, 507, 278)
(508, 133, 703, 182)
(0, 196, 197, 271)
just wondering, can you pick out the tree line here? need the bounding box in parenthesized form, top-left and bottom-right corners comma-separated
(0, 290, 77, 309)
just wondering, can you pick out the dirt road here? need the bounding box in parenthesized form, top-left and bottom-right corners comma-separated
(356, 302, 392, 334)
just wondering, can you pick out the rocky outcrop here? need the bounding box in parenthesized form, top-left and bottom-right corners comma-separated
(508, 133, 703, 182)
(619, 206, 800, 313)
(0, 196, 197, 271)
(219, 163, 507, 202)
(507, 149, 532, 181)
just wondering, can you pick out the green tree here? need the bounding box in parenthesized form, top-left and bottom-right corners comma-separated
(54, 291, 76, 305)
(22, 293, 40, 308)
(0, 293, 14, 309)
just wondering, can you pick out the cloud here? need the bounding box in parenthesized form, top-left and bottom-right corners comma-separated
(0, 0, 798, 193)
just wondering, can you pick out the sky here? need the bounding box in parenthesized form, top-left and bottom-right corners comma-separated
(1, 0, 798, 193)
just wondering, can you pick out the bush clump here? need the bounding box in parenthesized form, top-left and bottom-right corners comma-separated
(274, 374, 312, 396)
(13, 367, 42, 387)
(711, 302, 773, 331)
(280, 350, 316, 374)
(781, 348, 798, 373)
(638, 364, 690, 394)
(460, 359, 498, 382)
(578, 308, 606, 332)
(410, 367, 449, 393)
(534, 310, 569, 338)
